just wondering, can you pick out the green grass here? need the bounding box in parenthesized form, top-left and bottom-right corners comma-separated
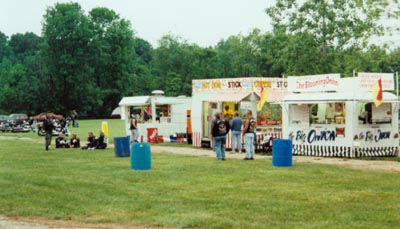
(0, 136, 399, 228)
(1, 120, 399, 228)
(0, 119, 126, 144)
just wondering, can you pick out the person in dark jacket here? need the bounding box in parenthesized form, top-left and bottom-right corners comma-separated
(55, 133, 70, 148)
(96, 131, 107, 149)
(82, 131, 97, 150)
(69, 134, 80, 148)
(211, 112, 231, 161)
(43, 113, 55, 151)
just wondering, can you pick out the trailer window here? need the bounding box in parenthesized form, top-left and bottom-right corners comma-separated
(129, 106, 147, 123)
(309, 102, 345, 125)
(289, 104, 309, 126)
(155, 104, 171, 123)
(257, 103, 282, 126)
(358, 102, 392, 124)
(222, 102, 236, 121)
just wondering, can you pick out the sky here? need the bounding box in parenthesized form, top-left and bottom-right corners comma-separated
(0, 0, 274, 47)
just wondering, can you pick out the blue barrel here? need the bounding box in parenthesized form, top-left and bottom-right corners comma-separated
(131, 143, 151, 170)
(114, 136, 130, 157)
(272, 139, 293, 167)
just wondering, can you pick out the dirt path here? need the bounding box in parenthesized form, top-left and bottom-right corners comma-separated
(0, 136, 399, 228)
(151, 145, 400, 173)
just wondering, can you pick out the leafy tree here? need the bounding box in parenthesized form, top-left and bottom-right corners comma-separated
(266, 0, 400, 72)
(153, 34, 210, 95)
(9, 33, 42, 62)
(88, 7, 136, 117)
(42, 2, 94, 114)
(0, 31, 10, 62)
(131, 38, 154, 95)
(215, 29, 270, 78)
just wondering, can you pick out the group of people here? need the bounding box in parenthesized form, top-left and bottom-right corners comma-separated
(211, 109, 257, 161)
(43, 112, 107, 151)
(80, 131, 107, 150)
(53, 131, 107, 150)
(55, 133, 80, 148)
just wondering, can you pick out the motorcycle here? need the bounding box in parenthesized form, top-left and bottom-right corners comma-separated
(0, 120, 31, 133)
(260, 134, 274, 153)
(37, 119, 70, 136)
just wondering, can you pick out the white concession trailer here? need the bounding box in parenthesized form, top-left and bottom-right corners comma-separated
(191, 77, 289, 149)
(119, 91, 191, 142)
(282, 73, 399, 157)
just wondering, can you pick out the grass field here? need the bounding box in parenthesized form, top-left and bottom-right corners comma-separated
(0, 119, 127, 145)
(0, 120, 399, 228)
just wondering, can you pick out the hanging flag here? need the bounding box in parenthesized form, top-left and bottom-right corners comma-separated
(101, 121, 109, 144)
(372, 78, 383, 107)
(257, 87, 269, 111)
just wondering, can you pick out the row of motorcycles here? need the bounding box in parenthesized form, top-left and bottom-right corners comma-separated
(0, 118, 71, 136)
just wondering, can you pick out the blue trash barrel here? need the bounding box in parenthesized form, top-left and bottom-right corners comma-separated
(272, 139, 293, 167)
(131, 143, 151, 170)
(114, 136, 130, 157)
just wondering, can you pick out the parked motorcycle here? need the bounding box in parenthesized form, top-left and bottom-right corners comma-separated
(0, 120, 31, 133)
(37, 119, 70, 136)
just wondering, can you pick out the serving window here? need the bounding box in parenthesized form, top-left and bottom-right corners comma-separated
(129, 105, 151, 123)
(257, 103, 282, 126)
(289, 104, 309, 126)
(309, 102, 346, 125)
(358, 102, 392, 124)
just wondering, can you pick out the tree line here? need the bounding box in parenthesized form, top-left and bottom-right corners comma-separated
(0, 1, 399, 118)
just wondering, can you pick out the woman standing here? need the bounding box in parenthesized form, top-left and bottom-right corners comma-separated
(130, 114, 139, 143)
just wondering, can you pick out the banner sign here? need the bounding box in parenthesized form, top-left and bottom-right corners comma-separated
(192, 78, 287, 93)
(358, 73, 394, 91)
(287, 74, 341, 92)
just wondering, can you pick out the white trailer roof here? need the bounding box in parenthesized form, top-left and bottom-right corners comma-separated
(119, 96, 191, 106)
(118, 96, 150, 106)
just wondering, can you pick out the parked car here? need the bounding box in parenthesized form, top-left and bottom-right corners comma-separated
(31, 112, 64, 121)
(8, 113, 29, 123)
(0, 115, 9, 123)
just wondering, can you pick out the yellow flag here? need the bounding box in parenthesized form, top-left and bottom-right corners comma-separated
(372, 79, 383, 107)
(101, 121, 109, 137)
(257, 88, 269, 111)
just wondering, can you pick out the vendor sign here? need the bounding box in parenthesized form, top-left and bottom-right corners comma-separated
(288, 74, 340, 92)
(358, 73, 394, 91)
(192, 78, 287, 93)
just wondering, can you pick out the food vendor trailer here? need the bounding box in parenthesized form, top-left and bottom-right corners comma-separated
(282, 73, 399, 157)
(191, 77, 289, 148)
(119, 91, 191, 142)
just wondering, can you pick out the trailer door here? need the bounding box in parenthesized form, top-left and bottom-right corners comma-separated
(202, 101, 210, 139)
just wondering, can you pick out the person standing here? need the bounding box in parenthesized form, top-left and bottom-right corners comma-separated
(242, 110, 256, 160)
(230, 111, 242, 153)
(43, 113, 55, 151)
(211, 112, 230, 161)
(71, 109, 78, 127)
(129, 114, 139, 143)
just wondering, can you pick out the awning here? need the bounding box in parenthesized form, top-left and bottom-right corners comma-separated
(282, 92, 399, 104)
(209, 92, 257, 103)
(118, 96, 150, 106)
